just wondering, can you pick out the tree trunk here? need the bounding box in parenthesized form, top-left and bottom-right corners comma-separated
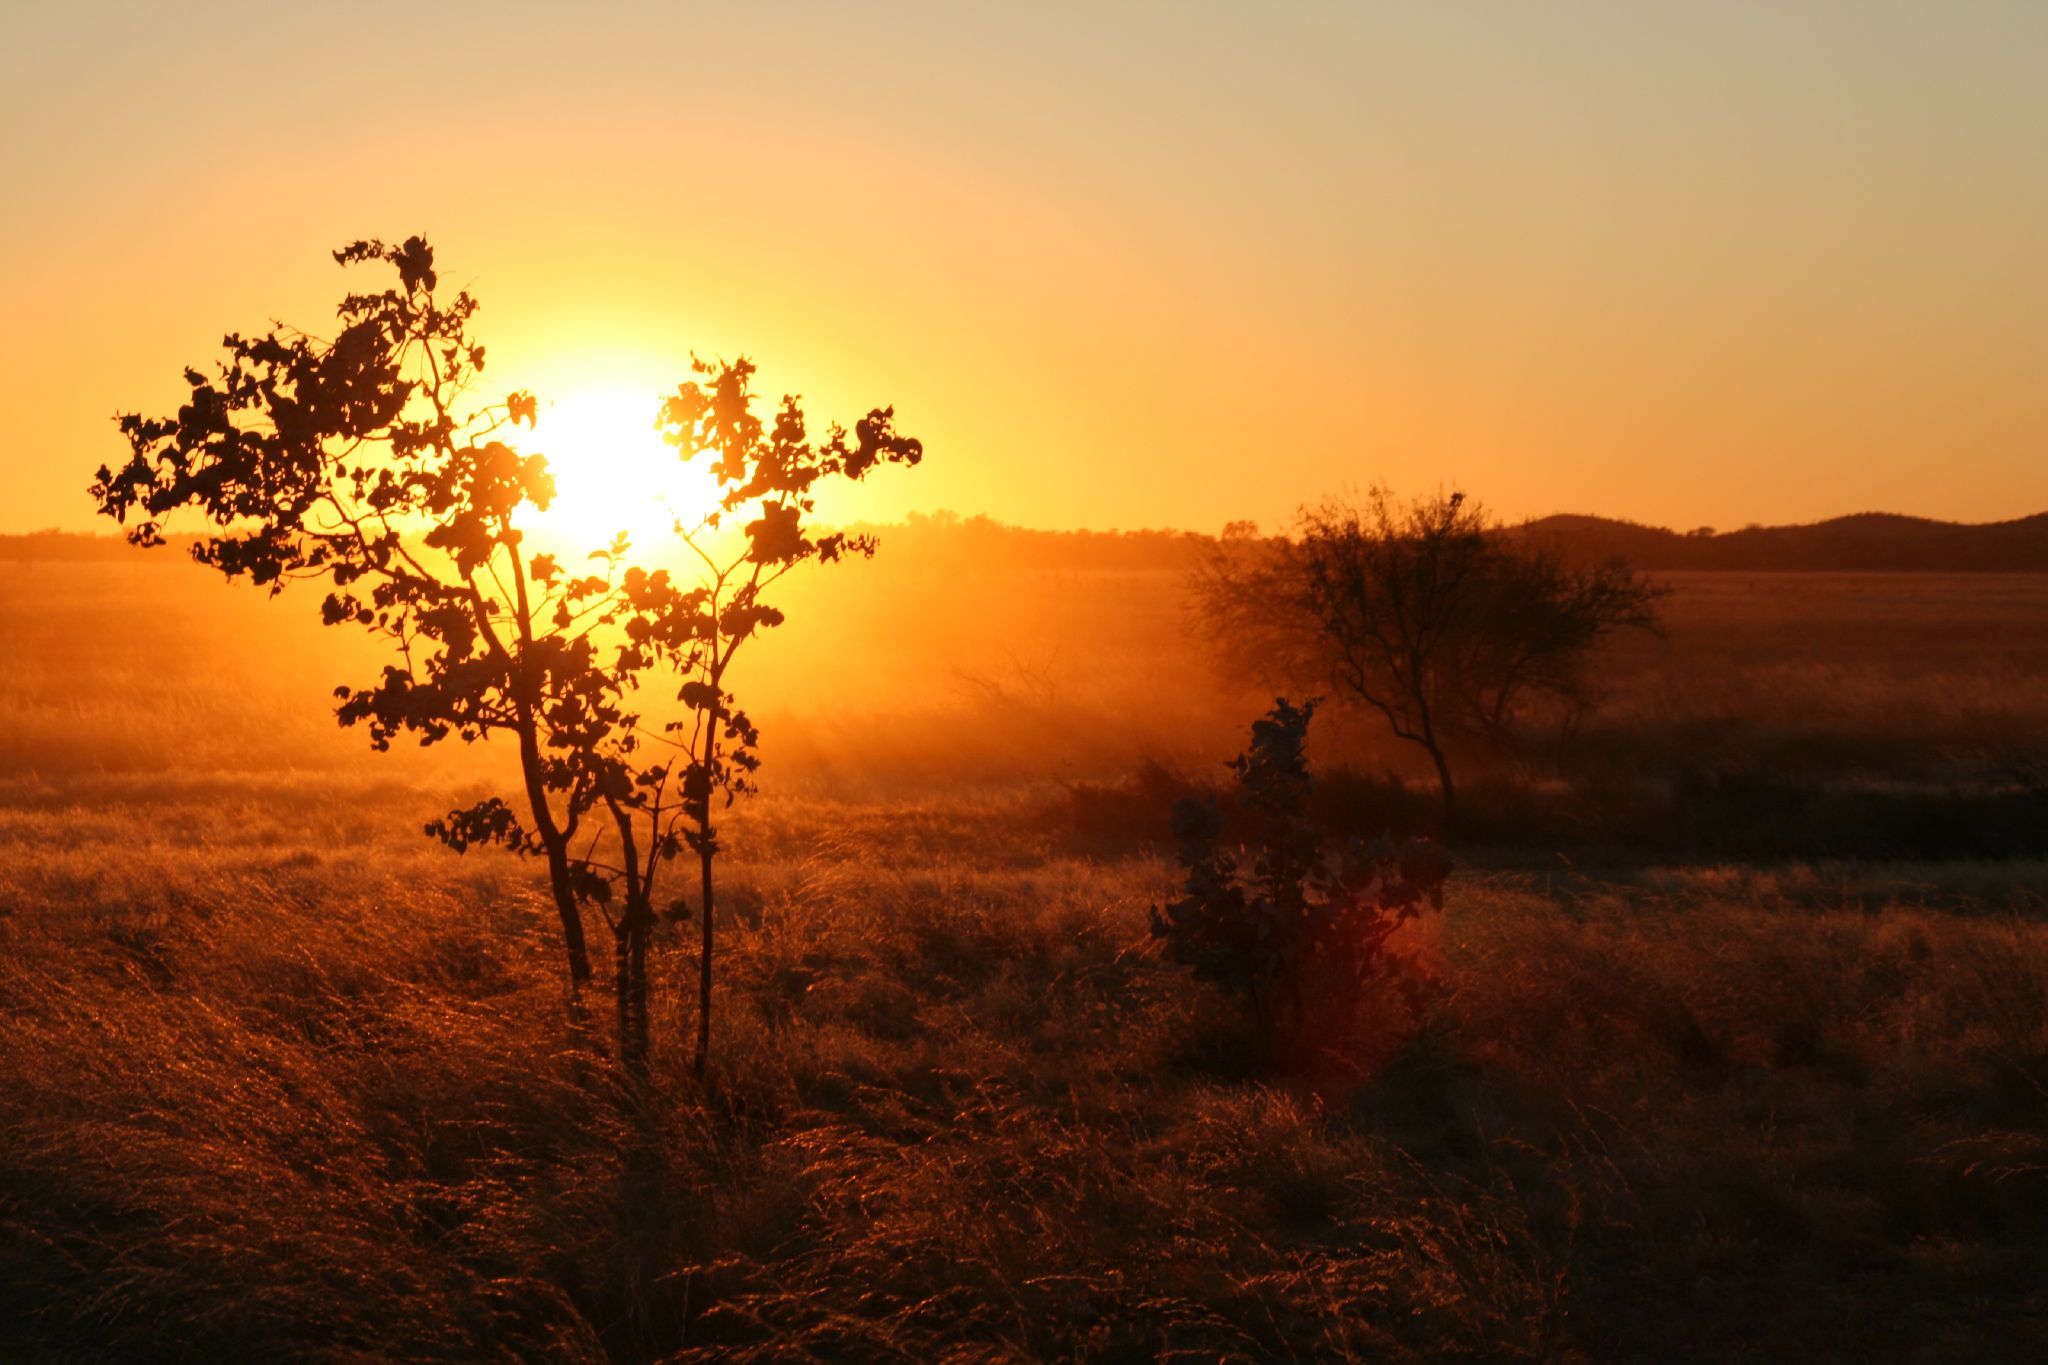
(513, 708, 590, 988)
(615, 904, 651, 1074)
(694, 841, 714, 1079)
(1425, 741, 1457, 831)
(543, 838, 592, 987)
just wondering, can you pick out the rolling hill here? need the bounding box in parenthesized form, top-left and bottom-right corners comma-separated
(1513, 511, 2048, 571)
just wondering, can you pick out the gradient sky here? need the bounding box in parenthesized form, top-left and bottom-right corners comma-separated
(4, 1, 2043, 534)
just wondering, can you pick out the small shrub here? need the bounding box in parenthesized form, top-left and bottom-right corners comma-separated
(1150, 698, 1449, 1067)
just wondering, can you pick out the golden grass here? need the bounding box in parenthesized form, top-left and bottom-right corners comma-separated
(4, 553, 2047, 1358)
(3, 771, 2046, 1359)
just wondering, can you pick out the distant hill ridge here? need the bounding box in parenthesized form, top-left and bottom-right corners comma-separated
(7, 509, 2048, 572)
(1512, 511, 2048, 571)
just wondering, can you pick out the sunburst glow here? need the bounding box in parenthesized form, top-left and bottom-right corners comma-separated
(518, 388, 719, 552)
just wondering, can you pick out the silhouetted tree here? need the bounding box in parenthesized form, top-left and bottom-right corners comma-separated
(1195, 488, 1663, 823)
(579, 358, 921, 1075)
(90, 237, 644, 992)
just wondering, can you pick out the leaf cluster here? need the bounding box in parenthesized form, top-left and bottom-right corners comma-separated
(1150, 698, 1449, 1045)
(88, 238, 659, 893)
(588, 356, 924, 888)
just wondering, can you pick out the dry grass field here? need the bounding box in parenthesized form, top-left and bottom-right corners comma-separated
(4, 543, 2047, 1360)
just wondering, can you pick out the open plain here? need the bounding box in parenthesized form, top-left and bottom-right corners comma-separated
(3, 539, 2044, 1361)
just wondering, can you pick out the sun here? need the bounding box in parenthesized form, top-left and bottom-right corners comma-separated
(516, 388, 721, 552)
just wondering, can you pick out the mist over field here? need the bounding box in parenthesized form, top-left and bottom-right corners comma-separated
(10, 517, 2046, 852)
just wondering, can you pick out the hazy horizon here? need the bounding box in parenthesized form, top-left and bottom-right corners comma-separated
(14, 502, 2048, 544)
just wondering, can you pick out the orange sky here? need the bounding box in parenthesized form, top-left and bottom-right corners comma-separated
(3, 3, 2043, 535)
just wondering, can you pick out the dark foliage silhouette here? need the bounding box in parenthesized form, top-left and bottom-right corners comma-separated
(606, 357, 922, 1075)
(89, 237, 648, 991)
(1196, 488, 1664, 823)
(88, 238, 923, 1074)
(526, 358, 922, 1074)
(1151, 698, 1448, 1065)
